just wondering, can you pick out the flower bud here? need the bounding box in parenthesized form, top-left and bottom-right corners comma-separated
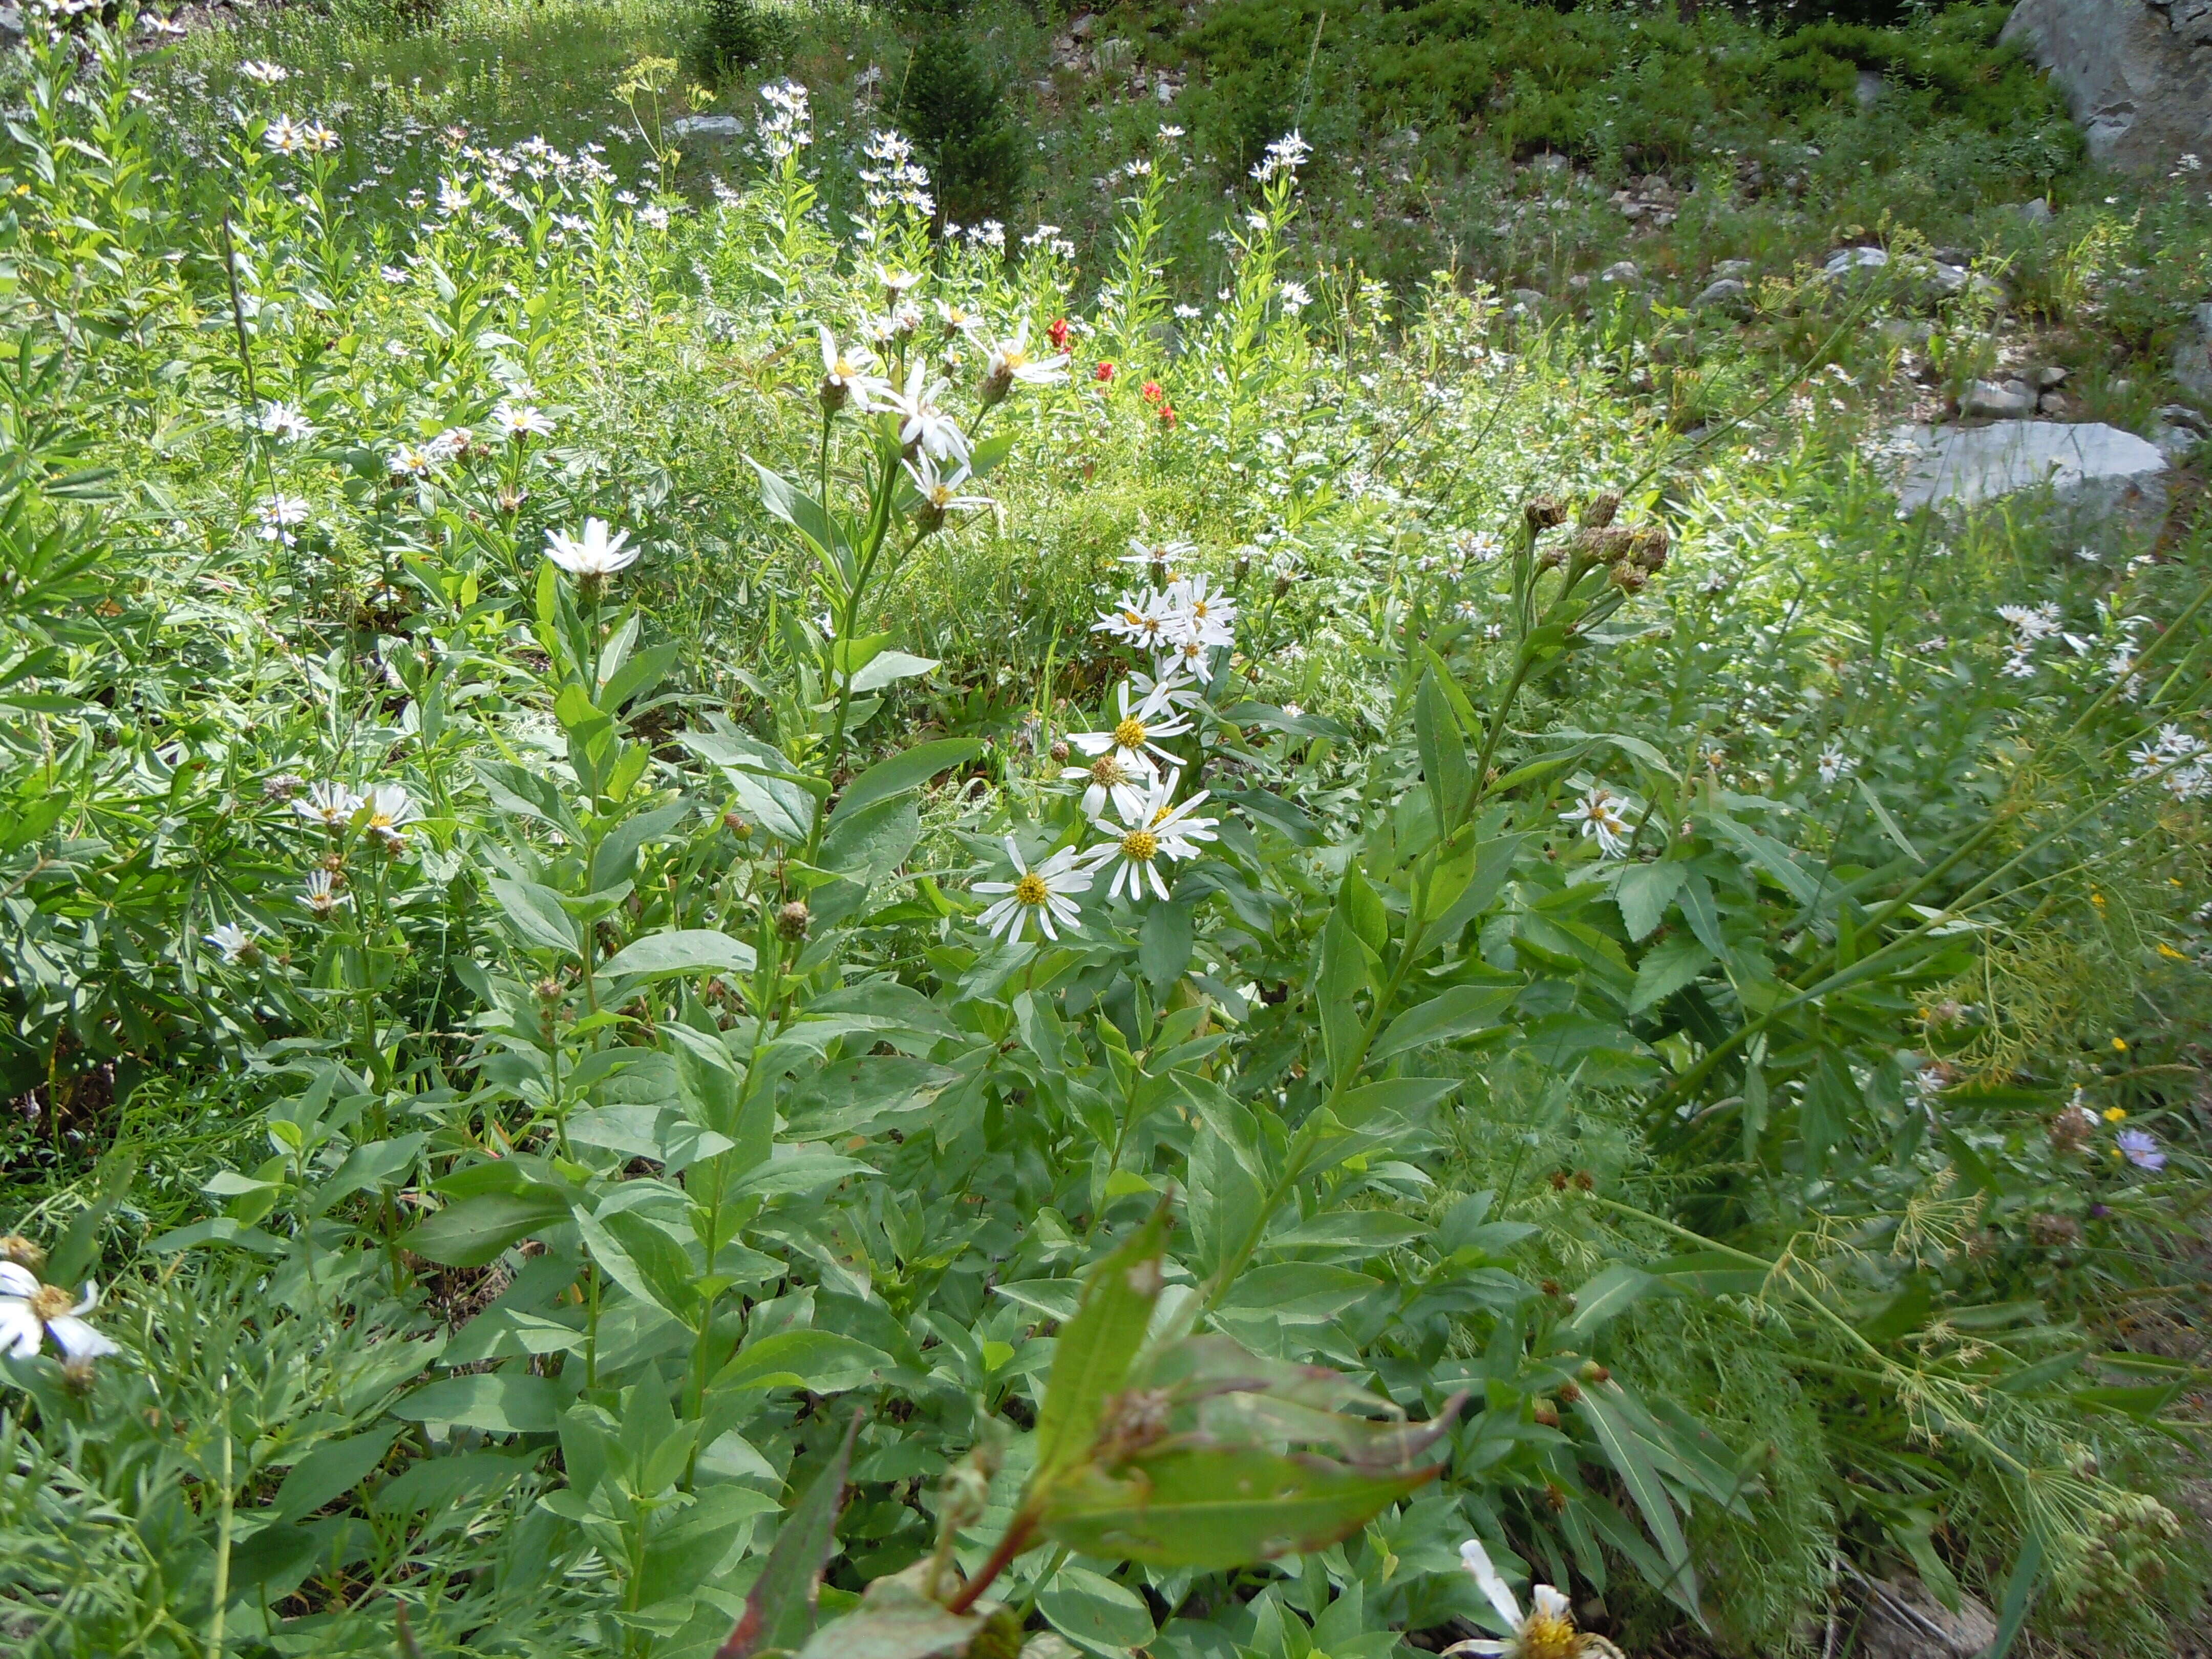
(776, 900, 812, 942)
(1631, 524, 1670, 570)
(1579, 491, 1622, 528)
(1532, 1399, 1560, 1427)
(1558, 1380, 1583, 1404)
(1545, 1480, 1570, 1513)
(1048, 740, 1070, 763)
(1579, 1359, 1609, 1385)
(1611, 563, 1648, 593)
(1272, 573, 1292, 598)
(979, 364, 1014, 408)
(1233, 552, 1250, 583)
(1524, 496, 1567, 531)
(534, 975, 563, 1004)
(722, 812, 753, 839)
(818, 375, 849, 415)
(0, 1234, 46, 1272)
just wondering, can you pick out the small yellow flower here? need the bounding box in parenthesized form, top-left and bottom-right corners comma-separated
(2104, 1107, 2128, 1123)
(2090, 891, 2105, 908)
(2112, 1037, 2129, 1052)
(2157, 943, 2187, 960)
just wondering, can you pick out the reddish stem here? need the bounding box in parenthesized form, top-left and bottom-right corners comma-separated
(944, 1511, 1038, 1615)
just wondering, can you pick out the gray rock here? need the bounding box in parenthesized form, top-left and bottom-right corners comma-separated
(2158, 400, 2210, 432)
(1529, 152, 1571, 174)
(2152, 418, 2201, 460)
(1509, 287, 1548, 312)
(1961, 378, 2038, 418)
(2003, 0, 2212, 174)
(2039, 365, 2071, 388)
(1068, 11, 1096, 37)
(1693, 278, 1750, 310)
(2039, 390, 2075, 417)
(1713, 259, 1754, 280)
(1856, 68, 1886, 108)
(1880, 318, 1934, 348)
(668, 115, 744, 141)
(1826, 245, 1890, 275)
(1598, 260, 1643, 285)
(2173, 302, 2212, 400)
(1891, 419, 2170, 547)
(2019, 196, 2055, 223)
(1857, 1575, 1998, 1659)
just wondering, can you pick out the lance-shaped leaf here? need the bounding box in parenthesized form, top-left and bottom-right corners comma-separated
(1416, 666, 1472, 834)
(1031, 1204, 1172, 1491)
(716, 1410, 863, 1659)
(1036, 1445, 1443, 1569)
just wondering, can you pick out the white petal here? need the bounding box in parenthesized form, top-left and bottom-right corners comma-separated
(48, 1315, 117, 1362)
(0, 1262, 37, 1298)
(1458, 1537, 1523, 1630)
(1437, 1644, 1509, 1658)
(1531, 1585, 1570, 1621)
(0, 1303, 42, 1358)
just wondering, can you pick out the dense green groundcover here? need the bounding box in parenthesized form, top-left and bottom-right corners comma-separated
(0, 5, 2209, 1657)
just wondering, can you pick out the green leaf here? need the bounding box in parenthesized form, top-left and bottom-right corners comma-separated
(488, 876, 582, 957)
(1037, 1445, 1440, 1568)
(717, 1410, 862, 1658)
(1627, 933, 1713, 1016)
(1338, 867, 1389, 957)
(1564, 1264, 1658, 1337)
(1613, 861, 1687, 942)
(1415, 668, 1473, 835)
(1370, 984, 1518, 1064)
(818, 791, 920, 882)
(1987, 1533, 2045, 1659)
(47, 1145, 137, 1288)
(582, 1208, 701, 1326)
(1315, 909, 1371, 1086)
(1039, 1565, 1157, 1653)
(274, 1425, 403, 1522)
(1218, 1264, 1379, 1325)
(1705, 813, 1824, 909)
(405, 1188, 572, 1270)
(1032, 1205, 1172, 1491)
(394, 1372, 561, 1434)
(837, 738, 984, 819)
(1856, 778, 1924, 864)
(1137, 900, 1194, 992)
(791, 1601, 982, 1659)
(1573, 1390, 1694, 1609)
(598, 929, 758, 982)
(847, 651, 940, 694)
(710, 1330, 890, 1395)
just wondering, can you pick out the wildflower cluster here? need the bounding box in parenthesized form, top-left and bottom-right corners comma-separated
(2128, 724, 2210, 802)
(758, 78, 812, 161)
(858, 129, 932, 218)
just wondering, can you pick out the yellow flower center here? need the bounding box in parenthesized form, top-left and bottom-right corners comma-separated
(1150, 804, 1173, 826)
(28, 1284, 73, 1322)
(927, 484, 952, 506)
(1001, 346, 1029, 369)
(1191, 599, 1209, 618)
(1013, 872, 1050, 906)
(1112, 717, 1147, 750)
(1120, 830, 1159, 862)
(1090, 756, 1128, 784)
(833, 356, 855, 377)
(1519, 1612, 1583, 1659)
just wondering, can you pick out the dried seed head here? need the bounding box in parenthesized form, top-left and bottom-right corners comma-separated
(534, 975, 564, 1004)
(0, 1234, 45, 1272)
(1048, 740, 1070, 764)
(1611, 563, 1648, 593)
(818, 374, 850, 415)
(1558, 1380, 1583, 1405)
(2029, 1211, 2081, 1247)
(1631, 523, 1671, 570)
(1545, 1480, 1570, 1513)
(1272, 572, 1292, 598)
(2048, 1104, 2098, 1154)
(1579, 491, 1622, 528)
(263, 773, 307, 802)
(1524, 496, 1567, 531)
(776, 900, 812, 942)
(1549, 1170, 1571, 1192)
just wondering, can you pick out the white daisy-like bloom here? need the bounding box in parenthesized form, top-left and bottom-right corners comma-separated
(299, 121, 341, 154)
(263, 114, 306, 155)
(1163, 633, 1224, 685)
(1817, 741, 1854, 785)
(0, 1262, 119, 1366)
(1120, 537, 1194, 576)
(388, 443, 433, 478)
(204, 922, 260, 965)
(1165, 572, 1236, 649)
(1092, 588, 1179, 654)
(492, 401, 555, 440)
(979, 318, 1071, 400)
(973, 836, 1089, 943)
(256, 495, 311, 543)
(935, 299, 983, 335)
(874, 263, 924, 297)
(1441, 1536, 1615, 1659)
(544, 518, 639, 579)
(1081, 770, 1218, 901)
(1559, 785, 1634, 858)
(1069, 680, 1191, 780)
(259, 402, 314, 443)
(902, 455, 991, 521)
(882, 361, 970, 464)
(818, 325, 891, 411)
(1131, 665, 1205, 713)
(1061, 748, 1149, 824)
(239, 59, 290, 83)
(294, 780, 364, 830)
(300, 869, 345, 918)
(438, 177, 470, 215)
(362, 783, 421, 851)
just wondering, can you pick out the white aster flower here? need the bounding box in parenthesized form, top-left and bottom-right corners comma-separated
(1560, 785, 1634, 858)
(294, 780, 364, 830)
(1130, 665, 1204, 713)
(818, 325, 891, 412)
(1092, 588, 1179, 653)
(903, 455, 991, 523)
(1081, 770, 1218, 901)
(238, 59, 290, 84)
(388, 443, 433, 478)
(361, 783, 421, 851)
(1061, 748, 1148, 823)
(256, 495, 310, 543)
(0, 1263, 118, 1367)
(978, 318, 1071, 403)
(882, 361, 969, 463)
(1069, 680, 1191, 779)
(544, 518, 639, 579)
(1165, 571, 1236, 649)
(1817, 741, 1855, 785)
(263, 114, 307, 155)
(203, 922, 261, 965)
(492, 401, 555, 440)
(300, 868, 345, 918)
(973, 836, 1089, 943)
(1441, 1536, 1615, 1659)
(259, 402, 314, 443)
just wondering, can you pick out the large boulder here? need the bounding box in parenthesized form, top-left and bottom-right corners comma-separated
(2002, 0, 2212, 172)
(1890, 420, 2169, 549)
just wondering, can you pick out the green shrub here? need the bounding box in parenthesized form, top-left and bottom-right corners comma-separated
(893, 28, 1028, 227)
(681, 0, 781, 89)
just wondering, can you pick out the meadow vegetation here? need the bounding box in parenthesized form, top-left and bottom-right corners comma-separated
(0, 1, 2209, 1656)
